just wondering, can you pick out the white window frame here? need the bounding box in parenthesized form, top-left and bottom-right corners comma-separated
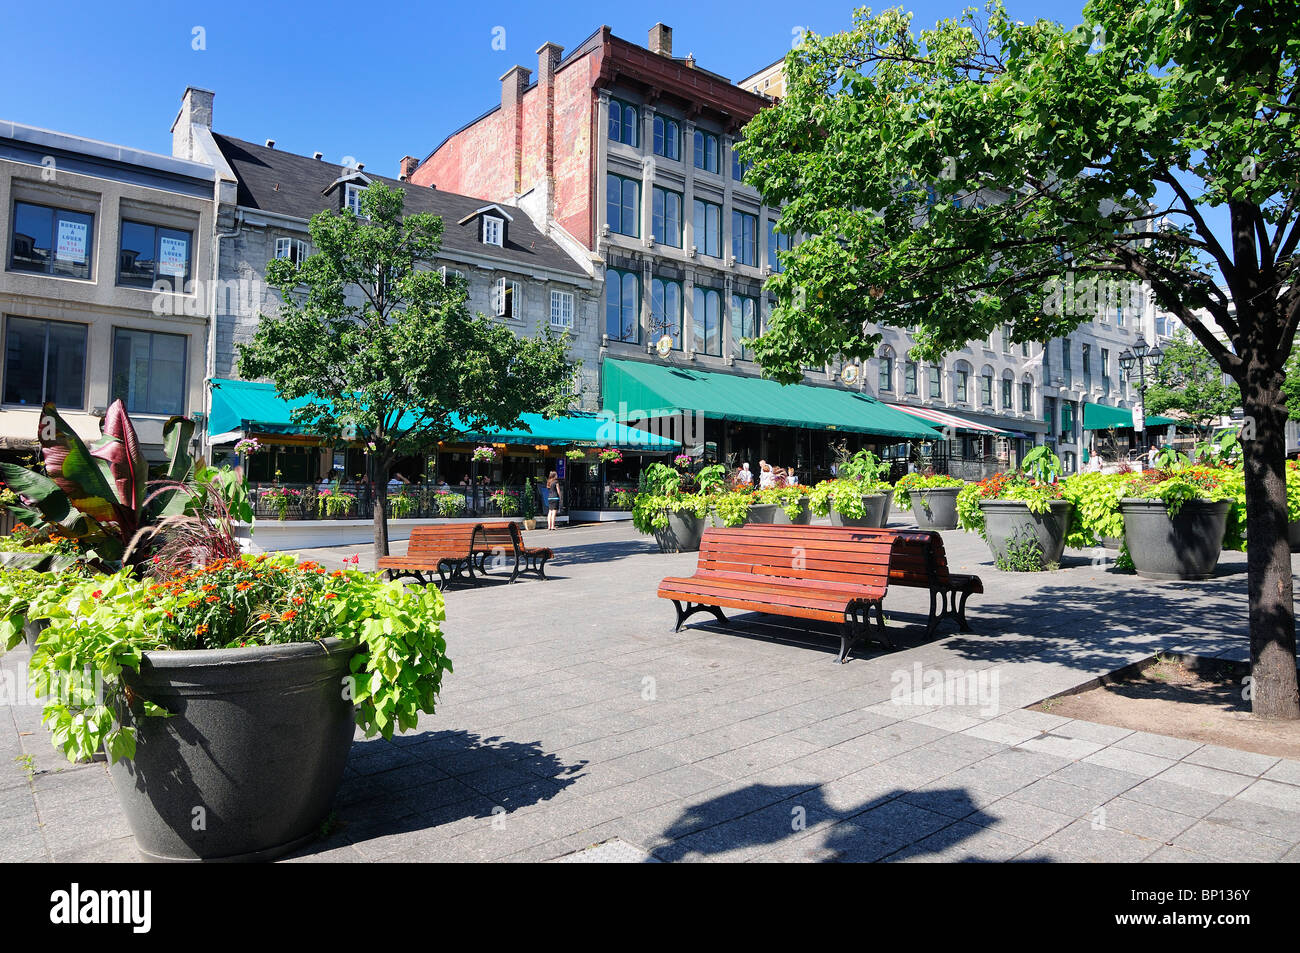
(550, 290, 574, 329)
(493, 277, 523, 319)
(274, 238, 308, 263)
(482, 216, 504, 247)
(344, 184, 364, 216)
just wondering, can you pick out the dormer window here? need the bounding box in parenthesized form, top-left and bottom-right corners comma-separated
(345, 184, 364, 216)
(482, 216, 504, 247)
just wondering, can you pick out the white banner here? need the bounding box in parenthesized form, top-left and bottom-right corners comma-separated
(158, 236, 187, 277)
(55, 220, 87, 263)
(1133, 395, 1145, 434)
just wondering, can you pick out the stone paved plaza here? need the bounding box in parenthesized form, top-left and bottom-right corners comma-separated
(3, 519, 1299, 863)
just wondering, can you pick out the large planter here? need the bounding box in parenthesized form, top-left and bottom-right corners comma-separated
(909, 487, 960, 531)
(747, 499, 812, 525)
(654, 510, 705, 553)
(1290, 519, 1300, 554)
(828, 494, 888, 528)
(1120, 498, 1231, 581)
(109, 637, 360, 862)
(22, 618, 48, 649)
(980, 500, 1073, 570)
(881, 489, 894, 525)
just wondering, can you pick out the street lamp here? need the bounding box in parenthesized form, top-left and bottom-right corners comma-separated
(1118, 334, 1164, 449)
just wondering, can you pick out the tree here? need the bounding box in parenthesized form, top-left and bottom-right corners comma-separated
(238, 182, 576, 559)
(740, 0, 1300, 717)
(1145, 330, 1242, 436)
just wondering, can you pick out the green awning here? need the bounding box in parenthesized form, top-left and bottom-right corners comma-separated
(601, 359, 942, 440)
(1082, 402, 1177, 430)
(207, 378, 678, 450)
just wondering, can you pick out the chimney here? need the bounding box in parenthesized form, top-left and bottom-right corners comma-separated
(399, 155, 418, 180)
(500, 64, 532, 112)
(537, 41, 563, 85)
(265, 139, 275, 148)
(313, 151, 324, 160)
(171, 86, 214, 161)
(500, 65, 532, 194)
(649, 23, 672, 57)
(536, 43, 564, 217)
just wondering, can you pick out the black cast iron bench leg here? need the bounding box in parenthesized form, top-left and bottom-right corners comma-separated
(671, 600, 728, 632)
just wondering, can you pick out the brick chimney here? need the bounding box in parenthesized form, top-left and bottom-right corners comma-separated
(649, 23, 672, 57)
(171, 86, 214, 161)
(500, 65, 532, 195)
(399, 155, 418, 181)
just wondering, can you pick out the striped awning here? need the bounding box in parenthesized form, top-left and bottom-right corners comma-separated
(885, 404, 1018, 437)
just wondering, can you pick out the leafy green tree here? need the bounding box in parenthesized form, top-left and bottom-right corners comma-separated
(239, 182, 576, 558)
(740, 0, 1300, 717)
(1145, 331, 1242, 436)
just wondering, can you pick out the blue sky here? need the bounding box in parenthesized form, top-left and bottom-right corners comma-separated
(0, 0, 1094, 174)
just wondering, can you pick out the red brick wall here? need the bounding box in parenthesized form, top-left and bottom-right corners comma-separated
(412, 50, 598, 249)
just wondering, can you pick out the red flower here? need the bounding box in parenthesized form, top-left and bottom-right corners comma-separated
(91, 589, 103, 599)
(324, 592, 337, 600)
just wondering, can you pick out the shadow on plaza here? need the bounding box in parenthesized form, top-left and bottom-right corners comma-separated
(287, 728, 586, 858)
(651, 782, 1051, 862)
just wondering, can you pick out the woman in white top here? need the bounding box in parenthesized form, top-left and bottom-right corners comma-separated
(758, 461, 775, 490)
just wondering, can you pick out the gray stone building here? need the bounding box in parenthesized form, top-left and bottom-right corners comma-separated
(0, 118, 217, 459)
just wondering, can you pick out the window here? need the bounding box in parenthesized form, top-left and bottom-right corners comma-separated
(1021, 378, 1032, 412)
(608, 99, 638, 146)
(1061, 339, 1072, 387)
(1061, 401, 1075, 442)
(767, 220, 791, 273)
(878, 353, 894, 392)
(3, 317, 86, 408)
(731, 293, 757, 360)
(344, 184, 364, 216)
(1002, 325, 1012, 354)
(481, 216, 504, 247)
(111, 328, 186, 416)
(732, 148, 752, 182)
(732, 211, 757, 266)
(9, 202, 94, 280)
(1101, 348, 1110, 396)
(605, 268, 639, 343)
(1116, 304, 1126, 327)
(652, 187, 682, 247)
(1022, 341, 1030, 358)
(651, 278, 682, 350)
(549, 290, 574, 330)
(693, 286, 722, 356)
(274, 238, 308, 263)
(928, 366, 942, 399)
(653, 116, 680, 160)
(119, 221, 193, 288)
(1082, 343, 1092, 390)
(980, 372, 993, 405)
(492, 277, 523, 319)
(693, 199, 722, 258)
(956, 369, 969, 402)
(1001, 376, 1013, 409)
(607, 174, 640, 238)
(904, 362, 918, 395)
(693, 130, 719, 173)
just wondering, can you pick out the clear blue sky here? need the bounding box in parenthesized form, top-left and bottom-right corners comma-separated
(0, 0, 1093, 175)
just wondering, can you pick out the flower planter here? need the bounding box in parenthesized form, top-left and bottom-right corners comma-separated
(828, 494, 888, 528)
(1119, 498, 1231, 581)
(747, 499, 812, 525)
(1290, 519, 1300, 554)
(654, 511, 705, 553)
(979, 500, 1073, 569)
(22, 617, 48, 649)
(881, 489, 894, 525)
(910, 487, 960, 531)
(109, 637, 359, 862)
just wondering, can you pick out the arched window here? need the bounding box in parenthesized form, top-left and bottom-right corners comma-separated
(605, 267, 640, 344)
(979, 364, 995, 406)
(953, 361, 972, 403)
(877, 345, 896, 393)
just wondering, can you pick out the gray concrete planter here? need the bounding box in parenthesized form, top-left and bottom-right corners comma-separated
(1290, 519, 1300, 554)
(909, 487, 961, 531)
(746, 499, 812, 525)
(654, 510, 705, 553)
(828, 494, 889, 528)
(1120, 498, 1230, 580)
(22, 618, 48, 649)
(109, 637, 360, 862)
(881, 488, 894, 525)
(980, 500, 1073, 570)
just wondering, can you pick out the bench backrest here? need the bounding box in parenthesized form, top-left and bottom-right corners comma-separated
(699, 526, 895, 594)
(406, 523, 483, 558)
(741, 524, 952, 587)
(476, 521, 521, 555)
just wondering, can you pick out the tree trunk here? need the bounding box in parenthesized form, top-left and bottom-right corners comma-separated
(1241, 375, 1300, 720)
(368, 450, 390, 560)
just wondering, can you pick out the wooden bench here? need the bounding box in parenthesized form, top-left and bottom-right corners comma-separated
(658, 526, 899, 663)
(473, 522, 553, 581)
(378, 524, 483, 589)
(743, 524, 983, 634)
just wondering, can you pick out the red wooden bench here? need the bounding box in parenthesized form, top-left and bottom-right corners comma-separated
(473, 522, 553, 581)
(744, 524, 983, 634)
(658, 525, 899, 663)
(378, 524, 483, 589)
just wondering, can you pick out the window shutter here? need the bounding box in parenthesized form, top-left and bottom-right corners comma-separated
(439, 265, 448, 283)
(493, 277, 506, 316)
(275, 238, 290, 259)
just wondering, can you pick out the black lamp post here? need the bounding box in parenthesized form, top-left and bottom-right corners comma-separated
(1117, 334, 1165, 449)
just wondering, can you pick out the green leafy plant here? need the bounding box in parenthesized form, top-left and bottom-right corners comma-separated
(521, 478, 537, 522)
(893, 472, 964, 512)
(26, 553, 451, 764)
(0, 566, 91, 650)
(564, 449, 586, 462)
(608, 488, 635, 511)
(753, 485, 810, 520)
(711, 491, 754, 527)
(490, 490, 520, 516)
(995, 529, 1056, 572)
(389, 492, 417, 520)
(317, 485, 356, 518)
(262, 485, 301, 521)
(434, 492, 467, 517)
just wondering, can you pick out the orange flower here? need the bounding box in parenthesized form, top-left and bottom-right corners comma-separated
(196, 624, 209, 636)
(281, 609, 297, 622)
(236, 582, 253, 592)
(292, 596, 305, 606)
(205, 595, 219, 603)
(258, 613, 271, 621)
(324, 592, 337, 600)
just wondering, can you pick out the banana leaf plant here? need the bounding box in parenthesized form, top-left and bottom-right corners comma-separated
(0, 400, 199, 568)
